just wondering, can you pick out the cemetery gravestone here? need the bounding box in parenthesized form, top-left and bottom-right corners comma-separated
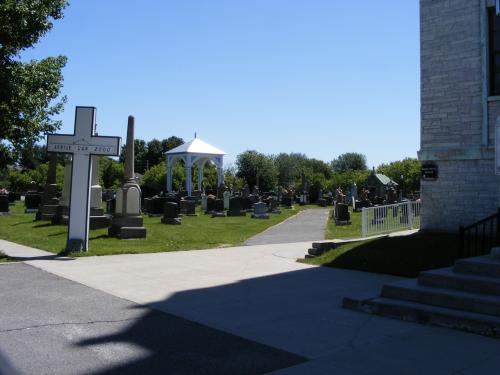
(47, 106, 121, 251)
(36, 153, 59, 220)
(52, 156, 72, 225)
(227, 197, 246, 217)
(334, 203, 351, 226)
(252, 202, 269, 219)
(161, 202, 181, 224)
(268, 196, 281, 214)
(89, 156, 111, 229)
(212, 199, 226, 217)
(205, 196, 216, 214)
(185, 200, 197, 216)
(108, 116, 146, 239)
(0, 195, 9, 214)
(223, 190, 230, 210)
(24, 193, 41, 213)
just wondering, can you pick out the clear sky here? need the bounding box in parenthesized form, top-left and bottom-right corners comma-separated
(21, 0, 420, 168)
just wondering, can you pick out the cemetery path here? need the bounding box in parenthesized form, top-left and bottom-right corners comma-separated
(244, 208, 329, 245)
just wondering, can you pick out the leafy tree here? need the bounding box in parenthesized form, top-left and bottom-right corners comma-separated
(119, 139, 147, 172)
(331, 153, 368, 173)
(236, 150, 278, 191)
(1, 0, 68, 154)
(141, 161, 166, 196)
(99, 157, 123, 189)
(273, 152, 307, 187)
(161, 136, 184, 152)
(145, 139, 164, 167)
(17, 142, 49, 169)
(377, 158, 421, 195)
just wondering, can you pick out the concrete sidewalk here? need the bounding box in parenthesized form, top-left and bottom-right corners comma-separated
(2, 239, 500, 374)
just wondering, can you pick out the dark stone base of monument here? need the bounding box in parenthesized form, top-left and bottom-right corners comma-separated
(90, 215, 111, 230)
(108, 215, 146, 238)
(109, 226, 147, 239)
(0, 195, 9, 214)
(334, 203, 351, 226)
(227, 210, 246, 217)
(251, 213, 269, 219)
(36, 204, 58, 220)
(317, 198, 327, 207)
(52, 206, 69, 225)
(161, 217, 182, 224)
(211, 211, 226, 218)
(65, 239, 84, 252)
(8, 192, 20, 204)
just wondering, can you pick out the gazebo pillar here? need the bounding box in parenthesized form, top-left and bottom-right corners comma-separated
(217, 167, 224, 187)
(166, 160, 173, 192)
(185, 165, 192, 196)
(198, 163, 204, 191)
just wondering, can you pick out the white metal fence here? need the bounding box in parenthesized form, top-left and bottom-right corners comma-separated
(361, 201, 421, 238)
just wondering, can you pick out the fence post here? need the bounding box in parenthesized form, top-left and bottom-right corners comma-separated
(362, 207, 367, 238)
(407, 201, 413, 230)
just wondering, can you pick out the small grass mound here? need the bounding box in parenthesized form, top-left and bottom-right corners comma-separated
(300, 231, 459, 277)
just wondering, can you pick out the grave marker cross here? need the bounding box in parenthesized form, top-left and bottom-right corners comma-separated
(47, 106, 121, 251)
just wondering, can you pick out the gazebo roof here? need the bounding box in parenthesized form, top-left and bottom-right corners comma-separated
(166, 138, 226, 156)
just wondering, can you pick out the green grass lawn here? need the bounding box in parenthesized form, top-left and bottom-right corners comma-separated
(325, 207, 362, 240)
(300, 231, 460, 277)
(0, 201, 308, 256)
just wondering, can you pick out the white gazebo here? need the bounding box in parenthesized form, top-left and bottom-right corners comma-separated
(165, 137, 227, 195)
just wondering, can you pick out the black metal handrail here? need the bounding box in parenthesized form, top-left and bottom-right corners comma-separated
(458, 208, 500, 258)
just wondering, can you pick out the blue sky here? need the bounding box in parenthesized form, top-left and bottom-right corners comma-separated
(21, 0, 420, 168)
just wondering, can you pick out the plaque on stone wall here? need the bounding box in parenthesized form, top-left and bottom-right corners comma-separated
(421, 163, 438, 181)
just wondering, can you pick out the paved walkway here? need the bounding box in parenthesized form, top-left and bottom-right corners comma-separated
(244, 208, 329, 245)
(2, 239, 500, 374)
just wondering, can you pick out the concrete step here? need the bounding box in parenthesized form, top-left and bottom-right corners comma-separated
(453, 256, 500, 278)
(381, 279, 500, 317)
(343, 295, 500, 338)
(418, 267, 500, 296)
(311, 241, 338, 251)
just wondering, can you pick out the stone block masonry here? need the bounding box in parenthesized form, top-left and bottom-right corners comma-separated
(419, 0, 499, 232)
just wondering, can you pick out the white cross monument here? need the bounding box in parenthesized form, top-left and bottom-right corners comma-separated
(47, 106, 121, 252)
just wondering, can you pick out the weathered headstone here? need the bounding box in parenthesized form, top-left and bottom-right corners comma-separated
(161, 202, 181, 224)
(252, 201, 269, 219)
(0, 195, 9, 214)
(212, 198, 226, 217)
(185, 200, 197, 216)
(89, 156, 111, 229)
(334, 203, 351, 226)
(47, 107, 120, 251)
(51, 156, 72, 225)
(108, 116, 146, 239)
(36, 153, 60, 220)
(268, 196, 281, 214)
(227, 197, 246, 216)
(205, 195, 216, 214)
(223, 190, 230, 210)
(201, 192, 207, 211)
(24, 193, 41, 213)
